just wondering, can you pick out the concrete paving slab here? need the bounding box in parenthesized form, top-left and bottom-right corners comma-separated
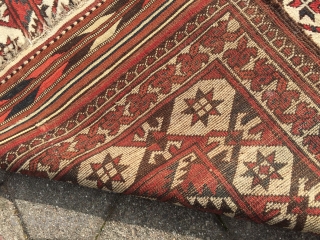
(6, 173, 116, 240)
(11, 200, 104, 239)
(0, 171, 26, 240)
(0, 196, 26, 240)
(98, 195, 223, 239)
(219, 214, 319, 240)
(97, 194, 320, 240)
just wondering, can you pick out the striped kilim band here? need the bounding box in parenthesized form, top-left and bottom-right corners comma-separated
(1, 0, 320, 234)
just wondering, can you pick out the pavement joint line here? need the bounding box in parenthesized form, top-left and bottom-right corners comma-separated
(94, 193, 121, 240)
(5, 172, 30, 240)
(95, 219, 107, 240)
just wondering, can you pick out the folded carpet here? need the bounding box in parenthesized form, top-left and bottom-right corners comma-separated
(1, 0, 320, 234)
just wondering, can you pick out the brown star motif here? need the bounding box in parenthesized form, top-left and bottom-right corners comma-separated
(87, 153, 128, 190)
(242, 151, 286, 191)
(183, 88, 223, 126)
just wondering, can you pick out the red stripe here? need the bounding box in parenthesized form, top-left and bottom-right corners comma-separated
(0, 0, 175, 130)
(7, 1, 221, 172)
(1, 0, 212, 153)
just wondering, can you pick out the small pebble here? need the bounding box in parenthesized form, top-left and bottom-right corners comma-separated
(132, 227, 137, 237)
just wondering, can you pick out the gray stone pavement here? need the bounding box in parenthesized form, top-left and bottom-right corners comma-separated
(0, 170, 319, 240)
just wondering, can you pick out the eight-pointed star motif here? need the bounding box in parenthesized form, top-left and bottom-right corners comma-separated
(242, 151, 286, 191)
(182, 88, 223, 126)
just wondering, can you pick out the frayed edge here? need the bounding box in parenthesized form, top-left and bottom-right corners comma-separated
(0, 0, 86, 72)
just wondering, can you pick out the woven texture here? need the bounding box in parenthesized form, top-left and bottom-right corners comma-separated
(1, 0, 320, 234)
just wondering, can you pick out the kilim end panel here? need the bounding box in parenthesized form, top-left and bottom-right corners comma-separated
(1, 0, 320, 234)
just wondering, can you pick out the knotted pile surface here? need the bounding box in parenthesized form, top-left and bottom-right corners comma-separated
(1, 0, 320, 234)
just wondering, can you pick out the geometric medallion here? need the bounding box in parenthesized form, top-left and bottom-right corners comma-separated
(182, 88, 223, 126)
(233, 146, 293, 196)
(77, 146, 146, 192)
(242, 151, 287, 191)
(168, 79, 235, 135)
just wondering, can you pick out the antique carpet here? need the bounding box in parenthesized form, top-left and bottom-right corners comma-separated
(1, 0, 320, 234)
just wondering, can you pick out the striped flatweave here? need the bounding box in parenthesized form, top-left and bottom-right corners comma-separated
(1, 0, 320, 234)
